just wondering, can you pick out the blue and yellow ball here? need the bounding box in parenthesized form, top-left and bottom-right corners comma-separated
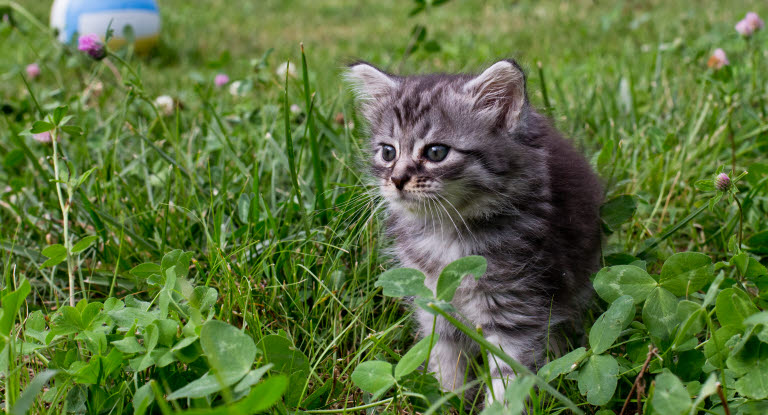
(50, 0, 161, 53)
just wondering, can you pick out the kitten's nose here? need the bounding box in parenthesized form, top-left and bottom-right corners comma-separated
(391, 174, 411, 190)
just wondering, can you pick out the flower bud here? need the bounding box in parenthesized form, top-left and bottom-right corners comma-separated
(707, 49, 729, 70)
(715, 173, 731, 192)
(735, 12, 764, 37)
(214, 73, 230, 87)
(33, 132, 52, 143)
(26, 63, 40, 79)
(77, 34, 107, 60)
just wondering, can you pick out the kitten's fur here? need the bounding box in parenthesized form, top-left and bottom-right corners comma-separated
(346, 60, 602, 402)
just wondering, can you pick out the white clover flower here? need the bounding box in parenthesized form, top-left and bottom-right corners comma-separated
(276, 61, 297, 79)
(154, 95, 174, 117)
(229, 80, 244, 97)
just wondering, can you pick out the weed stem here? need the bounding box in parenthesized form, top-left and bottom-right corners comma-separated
(51, 127, 75, 306)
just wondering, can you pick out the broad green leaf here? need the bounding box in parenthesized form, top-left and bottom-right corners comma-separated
(9, 370, 57, 415)
(674, 349, 705, 381)
(188, 286, 218, 312)
(676, 300, 704, 336)
(672, 302, 705, 350)
(257, 335, 309, 376)
(237, 193, 251, 223)
(176, 376, 289, 415)
(351, 361, 395, 395)
(600, 194, 637, 231)
(747, 230, 768, 255)
(133, 382, 154, 415)
(436, 255, 487, 301)
(153, 319, 178, 347)
(80, 302, 105, 329)
(233, 375, 288, 413)
(504, 375, 536, 414)
(233, 364, 273, 394)
(704, 326, 740, 366)
(130, 324, 160, 372)
(732, 253, 768, 280)
(78, 329, 108, 355)
(71, 167, 96, 189)
(167, 373, 235, 400)
(715, 288, 759, 330)
(375, 268, 432, 298)
(576, 354, 618, 406)
(52, 106, 67, 124)
(40, 244, 66, 268)
(702, 270, 724, 307)
(0, 279, 31, 346)
(60, 125, 83, 136)
(103, 297, 123, 312)
(130, 263, 162, 279)
(200, 320, 257, 383)
(642, 287, 679, 340)
(401, 373, 441, 412)
(727, 337, 768, 399)
(71, 236, 98, 254)
(689, 374, 718, 415)
(172, 337, 202, 364)
(24, 311, 47, 343)
(652, 371, 691, 415)
(694, 179, 716, 192)
(160, 249, 193, 280)
(107, 306, 159, 329)
(31, 120, 53, 133)
(395, 333, 438, 380)
(659, 252, 712, 296)
(64, 384, 87, 413)
(257, 335, 308, 407)
(593, 265, 657, 304)
(589, 295, 635, 354)
(111, 337, 145, 354)
(744, 312, 768, 343)
(537, 347, 587, 382)
(158, 268, 176, 317)
(51, 306, 84, 334)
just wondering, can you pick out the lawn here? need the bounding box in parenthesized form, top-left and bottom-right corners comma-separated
(2, 0, 768, 413)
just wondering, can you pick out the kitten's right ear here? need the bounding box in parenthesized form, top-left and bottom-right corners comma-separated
(344, 63, 398, 101)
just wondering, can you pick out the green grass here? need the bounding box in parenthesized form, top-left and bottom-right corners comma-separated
(2, 0, 768, 413)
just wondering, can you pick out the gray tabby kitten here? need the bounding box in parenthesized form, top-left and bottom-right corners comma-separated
(346, 59, 602, 402)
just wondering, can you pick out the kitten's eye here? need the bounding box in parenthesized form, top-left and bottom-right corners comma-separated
(424, 145, 450, 162)
(381, 144, 397, 162)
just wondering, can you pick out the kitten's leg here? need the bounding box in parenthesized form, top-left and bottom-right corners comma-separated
(428, 336, 470, 391)
(483, 332, 542, 404)
(416, 309, 475, 392)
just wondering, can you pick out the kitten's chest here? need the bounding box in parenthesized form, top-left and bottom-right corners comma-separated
(397, 231, 469, 291)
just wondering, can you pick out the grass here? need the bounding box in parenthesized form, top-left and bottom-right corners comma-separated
(2, 0, 768, 413)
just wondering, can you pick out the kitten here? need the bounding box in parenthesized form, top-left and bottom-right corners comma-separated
(346, 59, 602, 402)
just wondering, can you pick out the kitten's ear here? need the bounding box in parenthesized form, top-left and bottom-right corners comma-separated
(344, 63, 398, 102)
(463, 60, 527, 127)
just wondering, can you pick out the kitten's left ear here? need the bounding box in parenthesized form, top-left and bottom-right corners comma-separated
(463, 60, 528, 128)
(344, 62, 399, 102)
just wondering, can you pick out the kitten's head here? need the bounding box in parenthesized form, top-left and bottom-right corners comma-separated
(346, 60, 542, 221)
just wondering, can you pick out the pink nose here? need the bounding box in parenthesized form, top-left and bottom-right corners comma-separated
(391, 174, 411, 190)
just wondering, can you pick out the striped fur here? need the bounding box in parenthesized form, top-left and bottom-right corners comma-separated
(346, 60, 603, 403)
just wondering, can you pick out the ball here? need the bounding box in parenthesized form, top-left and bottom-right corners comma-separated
(50, 0, 161, 54)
